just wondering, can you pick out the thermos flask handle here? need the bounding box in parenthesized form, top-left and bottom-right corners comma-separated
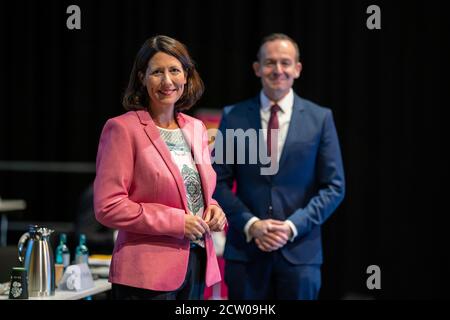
(18, 232, 30, 263)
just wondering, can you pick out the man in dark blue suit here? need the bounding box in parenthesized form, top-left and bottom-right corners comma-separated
(212, 33, 345, 299)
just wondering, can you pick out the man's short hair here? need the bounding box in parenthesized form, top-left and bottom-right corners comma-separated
(256, 33, 300, 62)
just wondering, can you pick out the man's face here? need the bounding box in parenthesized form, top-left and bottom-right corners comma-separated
(253, 39, 302, 101)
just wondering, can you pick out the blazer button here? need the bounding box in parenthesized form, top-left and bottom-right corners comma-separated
(268, 205, 273, 215)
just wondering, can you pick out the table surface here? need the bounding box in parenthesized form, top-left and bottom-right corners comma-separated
(0, 278, 111, 300)
(0, 199, 27, 212)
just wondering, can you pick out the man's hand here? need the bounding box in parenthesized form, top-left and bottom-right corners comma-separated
(251, 220, 293, 252)
(255, 231, 288, 251)
(204, 205, 227, 232)
(249, 219, 284, 238)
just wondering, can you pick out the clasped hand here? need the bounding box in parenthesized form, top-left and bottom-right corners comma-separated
(184, 205, 227, 241)
(249, 219, 293, 252)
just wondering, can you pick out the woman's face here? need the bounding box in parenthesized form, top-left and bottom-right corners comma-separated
(142, 52, 187, 109)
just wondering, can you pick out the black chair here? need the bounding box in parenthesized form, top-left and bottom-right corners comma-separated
(0, 246, 19, 283)
(74, 184, 115, 255)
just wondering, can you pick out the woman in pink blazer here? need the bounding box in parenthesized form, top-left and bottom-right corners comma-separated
(94, 35, 226, 300)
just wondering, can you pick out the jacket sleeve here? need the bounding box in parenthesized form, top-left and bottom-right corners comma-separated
(212, 108, 255, 232)
(93, 118, 185, 239)
(287, 110, 346, 238)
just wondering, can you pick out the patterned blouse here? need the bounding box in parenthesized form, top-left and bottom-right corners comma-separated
(158, 126, 205, 247)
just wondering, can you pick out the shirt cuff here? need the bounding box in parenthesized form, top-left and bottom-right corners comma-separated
(244, 217, 260, 243)
(285, 220, 298, 242)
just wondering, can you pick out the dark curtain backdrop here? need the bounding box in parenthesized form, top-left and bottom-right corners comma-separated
(1, 0, 449, 299)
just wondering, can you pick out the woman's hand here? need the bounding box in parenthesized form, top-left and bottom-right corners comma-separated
(184, 214, 210, 241)
(204, 205, 227, 232)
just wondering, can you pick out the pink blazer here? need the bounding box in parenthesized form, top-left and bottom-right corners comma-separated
(93, 110, 221, 291)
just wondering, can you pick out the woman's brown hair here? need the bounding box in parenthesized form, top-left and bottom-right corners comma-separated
(123, 35, 204, 112)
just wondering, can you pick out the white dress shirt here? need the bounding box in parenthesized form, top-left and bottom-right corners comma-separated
(243, 89, 298, 243)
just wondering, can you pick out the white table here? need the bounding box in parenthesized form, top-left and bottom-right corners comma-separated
(0, 278, 111, 300)
(0, 199, 27, 246)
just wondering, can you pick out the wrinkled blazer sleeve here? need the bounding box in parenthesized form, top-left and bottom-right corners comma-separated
(93, 118, 185, 238)
(288, 110, 345, 238)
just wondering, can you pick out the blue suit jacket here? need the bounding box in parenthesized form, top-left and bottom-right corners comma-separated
(212, 93, 345, 265)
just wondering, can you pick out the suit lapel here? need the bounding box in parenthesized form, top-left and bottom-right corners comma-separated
(278, 94, 306, 170)
(136, 110, 189, 212)
(247, 97, 263, 133)
(246, 97, 274, 181)
(177, 113, 212, 212)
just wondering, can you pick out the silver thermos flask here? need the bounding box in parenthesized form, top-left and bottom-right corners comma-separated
(17, 225, 55, 297)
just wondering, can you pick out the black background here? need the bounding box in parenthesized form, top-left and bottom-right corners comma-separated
(0, 0, 449, 299)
